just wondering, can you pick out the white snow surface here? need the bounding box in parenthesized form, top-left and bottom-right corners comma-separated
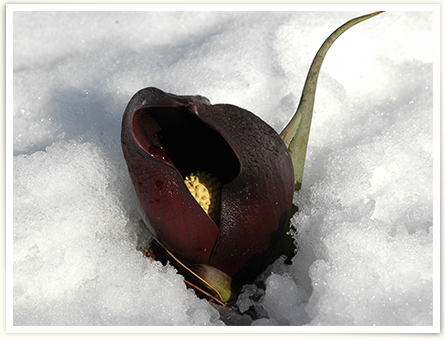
(11, 8, 436, 328)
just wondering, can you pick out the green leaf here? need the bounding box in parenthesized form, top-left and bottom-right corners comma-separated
(280, 11, 384, 191)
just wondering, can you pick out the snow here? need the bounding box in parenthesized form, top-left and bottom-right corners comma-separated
(8, 4, 438, 331)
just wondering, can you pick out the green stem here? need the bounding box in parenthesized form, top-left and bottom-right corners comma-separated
(280, 11, 384, 191)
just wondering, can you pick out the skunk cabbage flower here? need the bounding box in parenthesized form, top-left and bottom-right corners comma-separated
(121, 87, 294, 299)
(121, 11, 383, 303)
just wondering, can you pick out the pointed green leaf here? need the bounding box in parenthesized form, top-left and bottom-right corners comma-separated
(280, 11, 384, 191)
